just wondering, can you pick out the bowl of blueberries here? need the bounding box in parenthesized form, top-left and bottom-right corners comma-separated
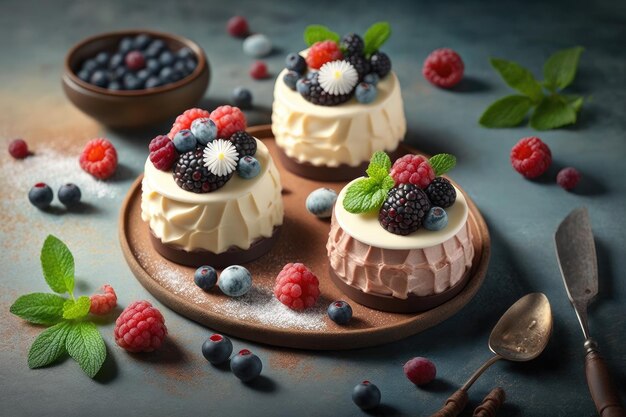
(63, 30, 210, 128)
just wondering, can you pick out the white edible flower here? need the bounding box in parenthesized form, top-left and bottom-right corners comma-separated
(318, 60, 358, 95)
(203, 139, 239, 176)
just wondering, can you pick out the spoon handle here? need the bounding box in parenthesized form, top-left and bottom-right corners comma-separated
(584, 340, 626, 417)
(429, 389, 468, 417)
(472, 387, 505, 417)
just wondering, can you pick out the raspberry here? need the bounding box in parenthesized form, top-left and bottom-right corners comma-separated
(390, 154, 435, 189)
(114, 300, 167, 353)
(79, 138, 118, 180)
(306, 41, 343, 70)
(227, 16, 249, 38)
(274, 263, 320, 310)
(425, 177, 456, 208)
(379, 184, 431, 235)
(422, 48, 464, 88)
(173, 146, 233, 193)
(89, 285, 117, 315)
(168, 108, 211, 138)
(210, 105, 247, 139)
(510, 136, 552, 179)
(557, 167, 581, 190)
(149, 135, 178, 171)
(404, 357, 436, 386)
(9, 138, 29, 159)
(125, 50, 146, 71)
(229, 131, 257, 157)
(249, 60, 268, 80)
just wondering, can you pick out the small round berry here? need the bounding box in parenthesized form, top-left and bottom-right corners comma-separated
(79, 138, 118, 180)
(145, 58, 161, 74)
(327, 301, 353, 325)
(403, 357, 436, 386)
(379, 184, 431, 235)
(173, 129, 198, 154)
(28, 183, 53, 209)
(177, 46, 194, 60)
(159, 50, 175, 67)
(230, 349, 262, 382)
(425, 177, 456, 208)
(283, 71, 300, 91)
(169, 108, 211, 139)
(249, 61, 269, 80)
(243, 34, 272, 58)
(237, 156, 261, 179)
(58, 183, 82, 207)
(227, 16, 249, 38)
(352, 381, 381, 410)
(390, 154, 435, 189)
(370, 52, 392, 78)
(194, 266, 218, 291)
(114, 300, 167, 353)
(89, 285, 117, 315)
(145, 76, 161, 89)
(77, 69, 91, 82)
(305, 188, 338, 219)
(232, 87, 253, 109)
(149, 135, 178, 171)
(423, 207, 448, 231)
(296, 78, 311, 95)
(125, 50, 146, 71)
(118, 37, 133, 54)
(306, 40, 343, 70)
(108, 81, 123, 91)
(90, 70, 109, 88)
(95, 52, 110, 66)
(209, 105, 247, 139)
(202, 334, 233, 364)
(219, 265, 253, 297)
(510, 136, 552, 179)
(340, 33, 364, 56)
(133, 34, 152, 50)
(363, 73, 380, 85)
(422, 48, 464, 88)
(557, 167, 581, 190)
(123, 73, 142, 90)
(81, 59, 99, 73)
(355, 82, 378, 104)
(8, 139, 29, 159)
(285, 53, 306, 74)
(190, 118, 217, 145)
(274, 263, 320, 310)
(229, 131, 256, 157)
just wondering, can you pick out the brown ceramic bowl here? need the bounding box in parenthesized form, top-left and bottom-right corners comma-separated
(62, 30, 210, 129)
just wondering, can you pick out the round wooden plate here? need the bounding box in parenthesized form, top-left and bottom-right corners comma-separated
(119, 125, 490, 350)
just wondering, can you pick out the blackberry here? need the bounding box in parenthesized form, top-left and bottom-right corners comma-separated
(346, 54, 371, 81)
(425, 177, 456, 208)
(229, 131, 257, 157)
(300, 72, 353, 106)
(173, 146, 233, 193)
(340, 33, 364, 56)
(378, 184, 431, 235)
(370, 52, 392, 78)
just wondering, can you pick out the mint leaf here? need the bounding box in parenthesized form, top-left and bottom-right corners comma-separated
(66, 322, 106, 378)
(41, 235, 74, 295)
(429, 154, 457, 176)
(479, 95, 533, 128)
(543, 46, 584, 91)
(370, 151, 392, 172)
(62, 296, 91, 320)
(28, 321, 71, 369)
(564, 94, 584, 112)
(490, 58, 543, 102)
(304, 25, 339, 46)
(381, 175, 395, 191)
(10, 293, 66, 324)
(530, 95, 577, 130)
(363, 22, 391, 56)
(343, 178, 387, 213)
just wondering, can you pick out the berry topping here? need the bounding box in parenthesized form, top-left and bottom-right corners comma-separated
(425, 177, 456, 208)
(230, 349, 263, 382)
(370, 52, 392, 78)
(340, 33, 364, 56)
(237, 156, 261, 179)
(218, 265, 253, 297)
(298, 72, 353, 106)
(194, 265, 218, 291)
(327, 300, 353, 325)
(355, 82, 378, 104)
(58, 183, 82, 207)
(79, 138, 118, 180)
(209, 105, 247, 138)
(352, 381, 381, 410)
(149, 135, 178, 171)
(557, 167, 581, 190)
(404, 357, 436, 386)
(243, 34, 272, 58)
(510, 136, 552, 179)
(363, 73, 380, 85)
(274, 263, 320, 310)
(283, 70, 300, 90)
(168, 108, 211, 139)
(172, 129, 198, 154)
(28, 183, 53, 209)
(422, 48, 464, 88)
(346, 54, 371, 81)
(125, 50, 146, 71)
(285, 53, 306, 74)
(423, 207, 449, 231)
(173, 145, 234, 193)
(390, 154, 435, 189)
(249, 60, 269, 79)
(227, 16, 249, 38)
(9, 138, 29, 159)
(306, 40, 343, 70)
(232, 87, 253, 109)
(114, 300, 167, 353)
(89, 285, 117, 315)
(378, 184, 431, 235)
(318, 60, 358, 95)
(190, 118, 218, 145)
(202, 333, 233, 365)
(305, 187, 338, 219)
(203, 139, 239, 176)
(229, 131, 257, 157)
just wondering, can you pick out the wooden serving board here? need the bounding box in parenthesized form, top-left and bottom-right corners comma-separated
(118, 125, 490, 350)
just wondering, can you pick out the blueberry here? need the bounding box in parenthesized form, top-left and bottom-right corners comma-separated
(173, 129, 198, 153)
(81, 59, 99, 73)
(305, 187, 338, 218)
(190, 118, 217, 145)
(108, 81, 123, 90)
(423, 206, 448, 231)
(148, 39, 165, 54)
(202, 334, 233, 365)
(232, 87, 253, 109)
(173, 60, 187, 76)
(118, 36, 133, 53)
(194, 265, 217, 291)
(230, 349, 262, 382)
(109, 53, 124, 69)
(145, 76, 161, 89)
(352, 381, 381, 410)
(237, 156, 261, 179)
(159, 66, 175, 83)
(363, 73, 380, 85)
(218, 265, 252, 297)
(123, 73, 142, 90)
(355, 82, 378, 104)
(28, 183, 53, 209)
(285, 53, 306, 74)
(133, 33, 151, 50)
(184, 58, 197, 73)
(327, 301, 353, 325)
(169, 69, 184, 82)
(90, 70, 109, 88)
(144, 46, 161, 59)
(111, 66, 128, 81)
(283, 71, 300, 91)
(296, 78, 311, 96)
(95, 51, 110, 66)
(159, 51, 175, 67)
(77, 69, 91, 82)
(145, 58, 161, 75)
(177, 47, 194, 60)
(136, 69, 151, 83)
(242, 34, 272, 58)
(57, 183, 81, 207)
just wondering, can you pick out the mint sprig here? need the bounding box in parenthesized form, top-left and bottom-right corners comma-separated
(10, 235, 110, 379)
(429, 154, 457, 176)
(343, 151, 395, 213)
(304, 25, 339, 46)
(480, 46, 585, 130)
(363, 22, 391, 57)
